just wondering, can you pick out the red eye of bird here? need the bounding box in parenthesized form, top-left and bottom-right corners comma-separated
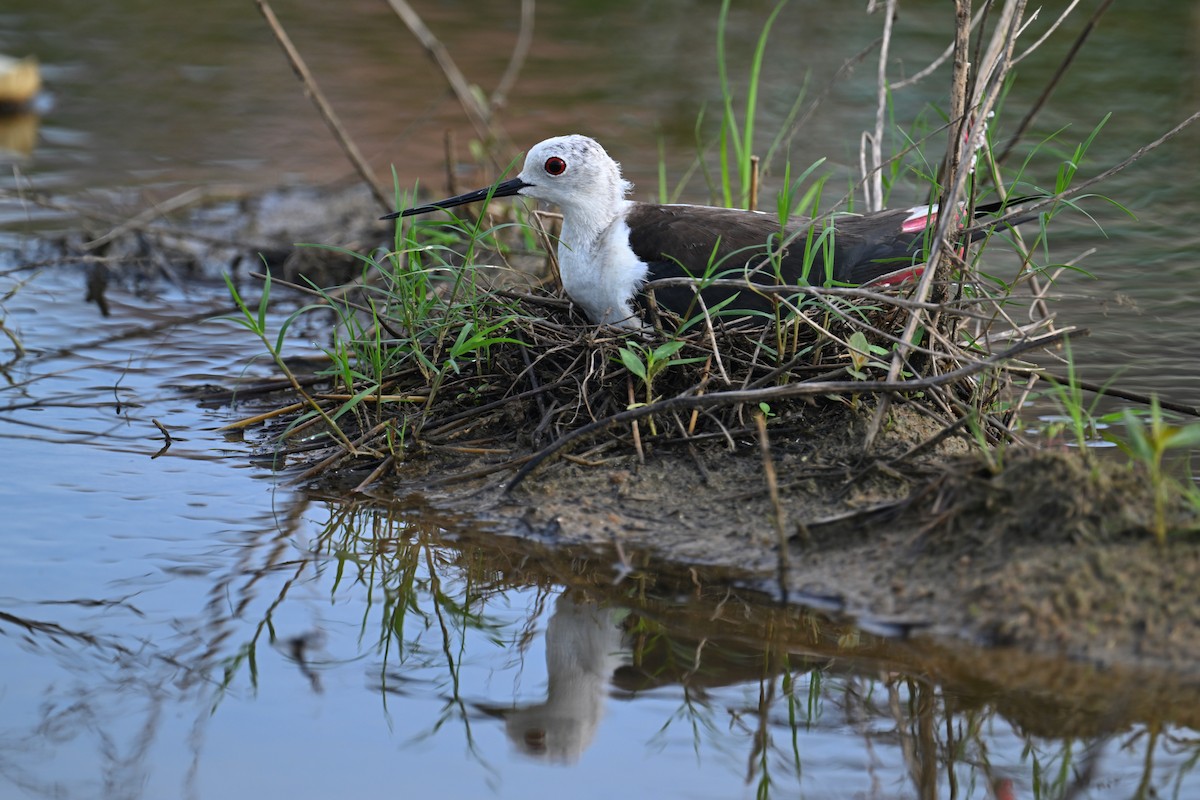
(544, 156, 567, 176)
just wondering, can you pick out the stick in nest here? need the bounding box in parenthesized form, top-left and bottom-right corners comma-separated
(504, 330, 1068, 493)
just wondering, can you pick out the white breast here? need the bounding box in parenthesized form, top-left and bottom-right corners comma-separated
(557, 203, 649, 329)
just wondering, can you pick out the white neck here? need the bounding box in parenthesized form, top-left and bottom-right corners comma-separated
(556, 199, 647, 328)
(514, 135, 646, 328)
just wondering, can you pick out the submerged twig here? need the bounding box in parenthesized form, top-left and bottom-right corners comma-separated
(150, 418, 174, 459)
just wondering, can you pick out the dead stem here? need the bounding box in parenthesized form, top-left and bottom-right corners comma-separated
(889, 13, 986, 90)
(383, 0, 513, 167)
(1013, 370, 1200, 419)
(490, 0, 535, 113)
(970, 108, 1200, 235)
(220, 402, 309, 431)
(868, 0, 1027, 450)
(255, 0, 391, 211)
(755, 412, 799, 591)
(287, 418, 392, 484)
(998, 0, 1116, 164)
(150, 418, 173, 459)
(748, 155, 760, 212)
(775, 37, 881, 160)
(866, 0, 898, 212)
(627, 377, 645, 465)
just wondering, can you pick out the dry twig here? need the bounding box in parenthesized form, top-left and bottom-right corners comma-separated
(256, 0, 392, 211)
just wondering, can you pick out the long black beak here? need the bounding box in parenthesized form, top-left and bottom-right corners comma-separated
(380, 177, 531, 220)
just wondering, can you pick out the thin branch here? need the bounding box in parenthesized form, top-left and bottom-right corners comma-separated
(1010, 1, 1079, 66)
(490, 0, 535, 112)
(998, 0, 1115, 163)
(1028, 372, 1200, 418)
(889, 12, 987, 90)
(773, 38, 882, 167)
(383, 0, 513, 167)
(966, 108, 1200, 235)
(255, 0, 392, 211)
(887, 0, 1026, 366)
(868, 0, 898, 212)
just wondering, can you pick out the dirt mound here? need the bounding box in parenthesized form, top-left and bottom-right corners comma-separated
(475, 427, 1199, 674)
(910, 448, 1174, 552)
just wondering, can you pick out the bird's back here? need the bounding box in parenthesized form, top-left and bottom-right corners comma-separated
(627, 203, 928, 318)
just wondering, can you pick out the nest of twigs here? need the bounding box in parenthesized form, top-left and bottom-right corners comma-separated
(235, 270, 1063, 492)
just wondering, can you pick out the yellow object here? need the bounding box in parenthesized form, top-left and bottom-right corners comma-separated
(0, 55, 41, 107)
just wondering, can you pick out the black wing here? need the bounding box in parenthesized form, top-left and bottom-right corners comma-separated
(626, 204, 927, 317)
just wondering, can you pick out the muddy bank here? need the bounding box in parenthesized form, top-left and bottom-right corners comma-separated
(347, 402, 1199, 676)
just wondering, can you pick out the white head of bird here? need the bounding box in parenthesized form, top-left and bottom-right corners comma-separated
(515, 136, 646, 328)
(516, 134, 633, 222)
(392, 134, 648, 328)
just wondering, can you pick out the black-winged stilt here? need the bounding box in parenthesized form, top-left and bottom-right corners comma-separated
(385, 134, 1032, 329)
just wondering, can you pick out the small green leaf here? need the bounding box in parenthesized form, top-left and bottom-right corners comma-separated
(619, 347, 647, 380)
(847, 331, 871, 371)
(652, 340, 687, 362)
(1119, 411, 1154, 462)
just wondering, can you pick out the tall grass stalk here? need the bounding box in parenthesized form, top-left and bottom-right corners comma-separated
(715, 0, 789, 208)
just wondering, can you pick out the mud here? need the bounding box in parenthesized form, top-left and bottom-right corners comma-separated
(371, 402, 1200, 677)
